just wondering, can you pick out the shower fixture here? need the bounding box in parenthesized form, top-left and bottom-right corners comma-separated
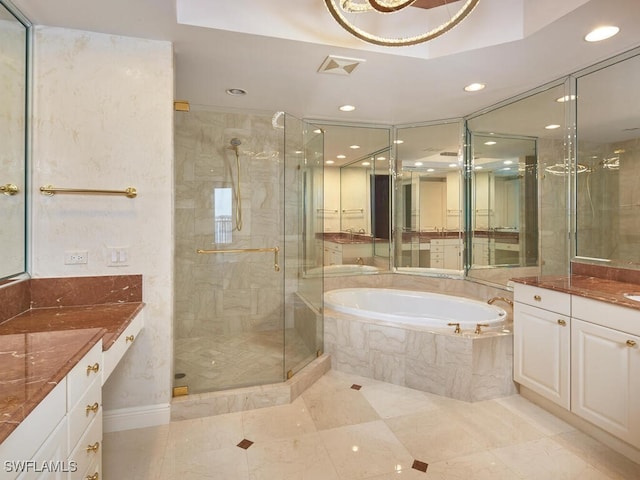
(230, 138, 243, 231)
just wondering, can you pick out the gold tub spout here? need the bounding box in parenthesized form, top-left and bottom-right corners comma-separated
(487, 296, 513, 307)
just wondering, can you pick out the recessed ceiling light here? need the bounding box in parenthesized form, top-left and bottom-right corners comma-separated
(484, 141, 497, 146)
(464, 83, 486, 92)
(362, 161, 370, 166)
(504, 160, 513, 165)
(502, 167, 511, 171)
(295, 150, 303, 154)
(614, 149, 626, 154)
(556, 95, 577, 103)
(326, 160, 335, 165)
(585, 25, 620, 42)
(415, 162, 423, 166)
(475, 166, 483, 170)
(393, 140, 404, 144)
(350, 145, 360, 149)
(226, 88, 247, 96)
(427, 168, 435, 172)
(449, 163, 458, 168)
(376, 156, 386, 161)
(336, 154, 346, 159)
(313, 129, 322, 134)
(339, 104, 356, 112)
(545, 124, 561, 130)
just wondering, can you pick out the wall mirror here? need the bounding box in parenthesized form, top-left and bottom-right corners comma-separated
(466, 81, 569, 287)
(0, 0, 28, 281)
(312, 122, 391, 276)
(574, 50, 640, 269)
(394, 121, 464, 274)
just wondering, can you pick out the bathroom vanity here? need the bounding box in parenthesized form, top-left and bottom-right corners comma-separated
(0, 275, 144, 480)
(513, 275, 640, 454)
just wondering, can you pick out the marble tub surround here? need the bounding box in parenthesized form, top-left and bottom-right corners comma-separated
(511, 274, 640, 311)
(0, 328, 104, 444)
(324, 308, 516, 402)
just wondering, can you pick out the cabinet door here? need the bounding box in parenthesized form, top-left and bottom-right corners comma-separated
(514, 303, 570, 409)
(571, 319, 640, 449)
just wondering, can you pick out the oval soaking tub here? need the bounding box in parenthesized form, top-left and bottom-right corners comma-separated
(304, 264, 379, 277)
(324, 288, 506, 329)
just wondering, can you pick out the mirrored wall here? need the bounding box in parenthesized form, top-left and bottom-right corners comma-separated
(309, 123, 391, 277)
(394, 121, 464, 274)
(574, 51, 640, 269)
(0, 0, 29, 281)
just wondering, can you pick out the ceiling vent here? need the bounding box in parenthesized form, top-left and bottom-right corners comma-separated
(318, 55, 365, 76)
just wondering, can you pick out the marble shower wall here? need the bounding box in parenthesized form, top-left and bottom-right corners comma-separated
(174, 109, 287, 340)
(30, 27, 174, 414)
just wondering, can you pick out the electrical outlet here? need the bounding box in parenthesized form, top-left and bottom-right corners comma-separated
(64, 250, 88, 265)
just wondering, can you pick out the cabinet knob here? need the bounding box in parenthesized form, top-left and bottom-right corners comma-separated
(126, 334, 135, 343)
(627, 340, 637, 347)
(557, 319, 567, 326)
(85, 402, 99, 416)
(86, 473, 99, 480)
(86, 363, 100, 375)
(86, 441, 100, 453)
(533, 295, 542, 301)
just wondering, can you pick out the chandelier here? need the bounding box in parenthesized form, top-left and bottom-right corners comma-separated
(324, 0, 480, 47)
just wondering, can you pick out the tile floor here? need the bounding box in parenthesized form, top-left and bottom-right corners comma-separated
(104, 370, 640, 479)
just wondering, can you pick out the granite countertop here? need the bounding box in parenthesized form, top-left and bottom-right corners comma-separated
(0, 327, 104, 445)
(512, 275, 640, 311)
(0, 302, 144, 350)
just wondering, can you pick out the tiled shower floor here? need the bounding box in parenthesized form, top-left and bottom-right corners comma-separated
(104, 369, 640, 479)
(174, 329, 314, 393)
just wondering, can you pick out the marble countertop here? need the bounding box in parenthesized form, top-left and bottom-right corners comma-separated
(511, 275, 640, 311)
(0, 301, 144, 445)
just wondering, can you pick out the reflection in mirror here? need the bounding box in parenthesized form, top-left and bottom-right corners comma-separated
(470, 134, 538, 268)
(466, 82, 568, 286)
(575, 51, 640, 269)
(310, 123, 391, 276)
(394, 121, 464, 274)
(0, 0, 28, 281)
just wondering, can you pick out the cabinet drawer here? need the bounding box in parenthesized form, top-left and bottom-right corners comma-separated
(0, 380, 66, 478)
(68, 378, 101, 452)
(430, 245, 444, 253)
(16, 417, 68, 480)
(572, 296, 640, 336)
(67, 341, 103, 410)
(68, 412, 102, 480)
(103, 311, 144, 384)
(514, 284, 570, 316)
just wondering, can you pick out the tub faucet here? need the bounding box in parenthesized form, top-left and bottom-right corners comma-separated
(356, 257, 364, 265)
(487, 297, 513, 307)
(475, 323, 490, 334)
(447, 322, 461, 334)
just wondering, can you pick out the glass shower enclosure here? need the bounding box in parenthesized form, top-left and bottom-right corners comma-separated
(173, 108, 323, 394)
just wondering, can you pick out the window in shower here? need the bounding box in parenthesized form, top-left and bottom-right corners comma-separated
(213, 187, 232, 244)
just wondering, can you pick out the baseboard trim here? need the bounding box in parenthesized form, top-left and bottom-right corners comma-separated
(103, 403, 171, 433)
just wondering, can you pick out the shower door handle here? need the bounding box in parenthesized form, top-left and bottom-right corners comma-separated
(197, 246, 280, 272)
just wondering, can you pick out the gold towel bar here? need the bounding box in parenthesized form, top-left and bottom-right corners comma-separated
(40, 185, 137, 198)
(197, 247, 280, 272)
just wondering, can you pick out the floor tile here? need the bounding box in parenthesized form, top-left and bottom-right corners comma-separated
(161, 444, 250, 479)
(166, 411, 244, 456)
(102, 424, 169, 480)
(494, 394, 576, 436)
(246, 432, 340, 480)
(425, 450, 523, 480)
(319, 420, 415, 480)
(241, 396, 317, 442)
(359, 382, 444, 419)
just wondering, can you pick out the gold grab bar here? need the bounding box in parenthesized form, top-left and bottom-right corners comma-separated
(197, 246, 280, 272)
(40, 185, 137, 198)
(1, 184, 19, 196)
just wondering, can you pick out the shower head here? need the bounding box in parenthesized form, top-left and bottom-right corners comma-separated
(230, 138, 242, 147)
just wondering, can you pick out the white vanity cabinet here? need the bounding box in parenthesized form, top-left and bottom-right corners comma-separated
(571, 297, 640, 450)
(513, 284, 571, 409)
(102, 310, 144, 384)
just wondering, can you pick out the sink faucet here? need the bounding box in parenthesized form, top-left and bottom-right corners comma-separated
(358, 228, 365, 234)
(346, 228, 353, 241)
(487, 297, 513, 307)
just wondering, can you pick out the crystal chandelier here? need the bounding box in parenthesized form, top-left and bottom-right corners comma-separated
(324, 0, 480, 47)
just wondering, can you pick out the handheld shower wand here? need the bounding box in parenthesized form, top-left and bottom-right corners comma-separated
(230, 138, 243, 231)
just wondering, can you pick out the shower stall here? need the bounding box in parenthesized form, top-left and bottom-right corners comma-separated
(173, 107, 324, 395)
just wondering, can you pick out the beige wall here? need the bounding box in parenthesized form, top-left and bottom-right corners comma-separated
(30, 26, 174, 422)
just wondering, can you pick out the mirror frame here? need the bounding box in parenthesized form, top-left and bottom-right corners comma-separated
(0, 0, 30, 283)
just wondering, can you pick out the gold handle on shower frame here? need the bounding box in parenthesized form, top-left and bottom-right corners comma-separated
(197, 246, 280, 272)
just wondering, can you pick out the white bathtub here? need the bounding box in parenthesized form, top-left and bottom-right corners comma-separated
(304, 264, 379, 277)
(323, 288, 506, 329)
